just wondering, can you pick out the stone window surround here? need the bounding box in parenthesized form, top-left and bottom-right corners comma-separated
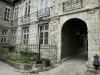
(1, 29, 8, 43)
(22, 26, 29, 45)
(14, 7, 19, 21)
(4, 6, 11, 22)
(24, 0, 31, 18)
(12, 29, 16, 44)
(40, 24, 49, 45)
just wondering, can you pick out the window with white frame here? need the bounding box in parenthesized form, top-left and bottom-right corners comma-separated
(14, 7, 19, 21)
(22, 27, 29, 44)
(40, 24, 48, 44)
(24, 0, 31, 18)
(1, 29, 8, 43)
(4, 7, 10, 21)
(12, 29, 16, 44)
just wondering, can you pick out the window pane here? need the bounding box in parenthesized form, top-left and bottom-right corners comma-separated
(4, 38, 6, 42)
(27, 34, 29, 39)
(8, 9, 10, 12)
(44, 38, 48, 44)
(24, 34, 26, 39)
(28, 6, 30, 16)
(5, 8, 7, 11)
(40, 32, 43, 38)
(45, 32, 48, 38)
(7, 12, 9, 21)
(23, 40, 25, 44)
(40, 39, 43, 44)
(45, 25, 48, 30)
(26, 40, 28, 44)
(1, 38, 3, 42)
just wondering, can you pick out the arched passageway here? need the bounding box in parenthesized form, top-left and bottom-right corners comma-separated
(61, 18, 88, 60)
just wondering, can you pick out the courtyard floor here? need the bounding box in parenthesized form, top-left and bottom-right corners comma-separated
(0, 61, 23, 75)
(0, 52, 100, 75)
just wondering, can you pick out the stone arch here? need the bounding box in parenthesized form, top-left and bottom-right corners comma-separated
(61, 18, 88, 60)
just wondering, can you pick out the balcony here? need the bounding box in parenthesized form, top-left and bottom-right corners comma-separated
(12, 19, 18, 26)
(37, 7, 50, 18)
(63, 0, 83, 12)
(21, 14, 31, 23)
(0, 16, 11, 27)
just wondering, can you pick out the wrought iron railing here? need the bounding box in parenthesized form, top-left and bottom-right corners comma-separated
(21, 14, 31, 23)
(37, 7, 50, 18)
(14, 44, 57, 60)
(11, 15, 31, 26)
(63, 0, 83, 11)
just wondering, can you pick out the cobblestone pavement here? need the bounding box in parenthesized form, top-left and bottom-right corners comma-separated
(0, 52, 100, 75)
(0, 61, 23, 75)
(36, 52, 88, 75)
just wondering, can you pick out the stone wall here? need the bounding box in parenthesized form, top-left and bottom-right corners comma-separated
(10, 0, 100, 64)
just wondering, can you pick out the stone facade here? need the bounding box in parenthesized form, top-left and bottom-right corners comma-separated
(0, 0, 100, 64)
(0, 1, 14, 50)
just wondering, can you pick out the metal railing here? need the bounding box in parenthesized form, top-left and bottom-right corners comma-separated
(21, 14, 31, 23)
(14, 44, 57, 60)
(11, 7, 50, 26)
(37, 7, 50, 18)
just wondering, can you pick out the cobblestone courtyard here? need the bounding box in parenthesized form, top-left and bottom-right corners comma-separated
(38, 52, 88, 75)
(0, 52, 100, 75)
(0, 61, 23, 75)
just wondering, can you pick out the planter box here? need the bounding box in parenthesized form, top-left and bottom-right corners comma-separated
(6, 60, 34, 70)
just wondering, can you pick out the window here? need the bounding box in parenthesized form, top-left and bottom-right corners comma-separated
(1, 29, 8, 43)
(22, 27, 29, 44)
(40, 24, 48, 44)
(12, 29, 16, 44)
(2, 29, 7, 35)
(14, 7, 19, 21)
(24, 0, 31, 18)
(4, 7, 10, 21)
(1, 37, 7, 43)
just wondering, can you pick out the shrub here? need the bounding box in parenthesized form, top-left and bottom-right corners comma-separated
(20, 51, 38, 63)
(42, 59, 51, 67)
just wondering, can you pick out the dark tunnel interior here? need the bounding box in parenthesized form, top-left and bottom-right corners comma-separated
(61, 18, 88, 59)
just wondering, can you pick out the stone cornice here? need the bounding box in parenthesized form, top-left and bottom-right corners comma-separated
(59, 6, 100, 17)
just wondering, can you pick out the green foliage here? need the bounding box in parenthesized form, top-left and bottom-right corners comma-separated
(20, 51, 38, 63)
(4, 51, 39, 64)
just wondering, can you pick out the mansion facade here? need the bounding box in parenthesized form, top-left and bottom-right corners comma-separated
(0, 0, 100, 63)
